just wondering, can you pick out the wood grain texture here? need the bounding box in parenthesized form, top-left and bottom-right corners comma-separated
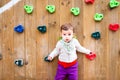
(94, 0, 109, 80)
(72, 0, 85, 80)
(36, 0, 49, 79)
(0, 1, 4, 80)
(13, 0, 25, 80)
(83, 0, 96, 80)
(0, 7, 3, 80)
(60, 0, 72, 24)
(108, 0, 120, 80)
(0, 0, 10, 7)
(48, 0, 60, 79)
(24, 0, 37, 80)
(2, 0, 14, 80)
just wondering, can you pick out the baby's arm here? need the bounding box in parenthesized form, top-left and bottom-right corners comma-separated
(47, 41, 61, 60)
(74, 39, 91, 54)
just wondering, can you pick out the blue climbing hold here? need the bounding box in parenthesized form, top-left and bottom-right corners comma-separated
(14, 25, 24, 33)
(91, 32, 101, 39)
(37, 26, 46, 33)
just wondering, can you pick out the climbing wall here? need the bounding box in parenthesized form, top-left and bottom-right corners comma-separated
(0, 0, 120, 80)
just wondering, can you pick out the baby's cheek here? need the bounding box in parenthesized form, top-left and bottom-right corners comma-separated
(62, 36, 66, 40)
(70, 36, 73, 39)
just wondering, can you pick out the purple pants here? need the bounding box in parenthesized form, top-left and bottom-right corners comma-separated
(55, 62, 78, 80)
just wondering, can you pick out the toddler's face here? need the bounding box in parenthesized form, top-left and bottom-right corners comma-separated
(61, 29, 73, 43)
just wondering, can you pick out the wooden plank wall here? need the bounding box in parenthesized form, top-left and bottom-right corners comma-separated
(0, 0, 120, 80)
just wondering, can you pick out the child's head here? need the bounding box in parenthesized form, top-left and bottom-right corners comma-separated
(60, 23, 74, 43)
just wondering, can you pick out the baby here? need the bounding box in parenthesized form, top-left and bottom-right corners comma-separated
(47, 23, 94, 80)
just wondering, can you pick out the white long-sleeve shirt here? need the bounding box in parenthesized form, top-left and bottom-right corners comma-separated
(49, 38, 91, 63)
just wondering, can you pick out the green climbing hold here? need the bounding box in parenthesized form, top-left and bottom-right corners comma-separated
(70, 7, 80, 16)
(46, 5, 55, 13)
(24, 5, 33, 14)
(109, 0, 120, 9)
(94, 13, 103, 21)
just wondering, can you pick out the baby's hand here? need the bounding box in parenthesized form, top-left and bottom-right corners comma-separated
(86, 52, 96, 60)
(47, 56, 52, 61)
(44, 56, 52, 62)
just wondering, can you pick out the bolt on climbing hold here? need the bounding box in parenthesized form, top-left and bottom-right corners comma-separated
(46, 5, 55, 13)
(24, 5, 34, 14)
(109, 0, 120, 9)
(86, 52, 96, 60)
(91, 31, 101, 39)
(14, 25, 24, 33)
(70, 7, 80, 16)
(94, 13, 104, 21)
(44, 56, 52, 62)
(109, 24, 119, 31)
(85, 0, 94, 4)
(37, 26, 47, 33)
(14, 59, 24, 67)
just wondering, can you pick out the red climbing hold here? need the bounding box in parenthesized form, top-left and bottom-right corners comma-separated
(85, 0, 94, 4)
(109, 24, 119, 31)
(86, 52, 96, 60)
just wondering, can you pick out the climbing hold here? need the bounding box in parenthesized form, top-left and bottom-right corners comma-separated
(85, 0, 94, 4)
(94, 13, 104, 21)
(44, 56, 52, 62)
(91, 32, 100, 39)
(24, 5, 33, 14)
(109, 0, 120, 9)
(14, 25, 24, 33)
(0, 54, 2, 60)
(70, 7, 80, 16)
(46, 5, 55, 13)
(86, 52, 96, 60)
(37, 26, 46, 33)
(14, 59, 24, 67)
(109, 24, 119, 31)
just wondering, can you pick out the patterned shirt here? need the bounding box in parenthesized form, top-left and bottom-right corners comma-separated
(49, 38, 91, 63)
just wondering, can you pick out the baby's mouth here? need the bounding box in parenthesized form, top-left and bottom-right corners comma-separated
(66, 39, 69, 41)
(65, 39, 70, 42)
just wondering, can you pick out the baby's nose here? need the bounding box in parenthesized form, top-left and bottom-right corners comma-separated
(66, 36, 69, 38)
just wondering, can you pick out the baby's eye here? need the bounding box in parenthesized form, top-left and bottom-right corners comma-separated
(63, 34, 66, 36)
(68, 34, 71, 36)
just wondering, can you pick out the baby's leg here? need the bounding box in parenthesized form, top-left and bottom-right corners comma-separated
(67, 62, 78, 80)
(55, 64, 67, 80)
